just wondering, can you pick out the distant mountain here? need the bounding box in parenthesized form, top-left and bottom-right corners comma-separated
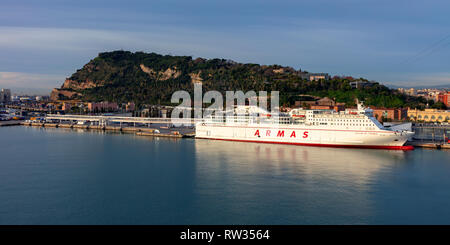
(7, 87, 51, 96)
(385, 83, 450, 90)
(384, 84, 401, 89)
(50, 50, 429, 108)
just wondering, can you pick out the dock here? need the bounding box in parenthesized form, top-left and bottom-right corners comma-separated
(408, 141, 450, 149)
(20, 117, 196, 138)
(410, 124, 450, 149)
(136, 131, 185, 138)
(0, 120, 23, 127)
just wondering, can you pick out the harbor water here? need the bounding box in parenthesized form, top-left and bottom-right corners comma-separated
(1, 126, 450, 224)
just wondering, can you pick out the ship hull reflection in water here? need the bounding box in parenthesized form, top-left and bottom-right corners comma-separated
(193, 139, 450, 224)
(195, 138, 405, 185)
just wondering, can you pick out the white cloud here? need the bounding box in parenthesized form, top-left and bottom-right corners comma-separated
(1, 25, 449, 88)
(0, 72, 65, 94)
(0, 26, 257, 57)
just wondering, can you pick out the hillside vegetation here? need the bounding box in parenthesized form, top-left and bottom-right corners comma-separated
(51, 50, 429, 109)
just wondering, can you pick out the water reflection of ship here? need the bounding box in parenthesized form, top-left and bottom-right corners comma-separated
(194, 139, 406, 184)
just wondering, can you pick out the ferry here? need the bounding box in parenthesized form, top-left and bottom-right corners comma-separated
(195, 102, 414, 150)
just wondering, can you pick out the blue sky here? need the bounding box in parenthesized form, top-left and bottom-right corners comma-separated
(1, 0, 449, 94)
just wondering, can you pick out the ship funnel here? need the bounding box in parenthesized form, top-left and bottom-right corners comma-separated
(356, 99, 365, 110)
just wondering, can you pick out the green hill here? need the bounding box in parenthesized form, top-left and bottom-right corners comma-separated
(50, 50, 429, 109)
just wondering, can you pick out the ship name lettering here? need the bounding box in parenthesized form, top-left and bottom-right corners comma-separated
(254, 130, 260, 137)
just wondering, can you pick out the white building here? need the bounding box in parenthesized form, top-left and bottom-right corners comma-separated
(0, 89, 11, 103)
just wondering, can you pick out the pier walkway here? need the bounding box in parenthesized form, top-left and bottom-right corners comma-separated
(45, 114, 202, 126)
(20, 114, 198, 138)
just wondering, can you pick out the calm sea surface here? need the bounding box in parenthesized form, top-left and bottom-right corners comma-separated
(1, 126, 450, 224)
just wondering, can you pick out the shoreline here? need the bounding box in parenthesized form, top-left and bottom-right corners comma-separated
(4, 121, 448, 149)
(17, 121, 195, 138)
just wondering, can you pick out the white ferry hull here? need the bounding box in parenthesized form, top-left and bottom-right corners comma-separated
(195, 124, 414, 150)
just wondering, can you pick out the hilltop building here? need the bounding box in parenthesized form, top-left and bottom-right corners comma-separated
(397, 88, 417, 96)
(408, 108, 450, 122)
(349, 80, 376, 89)
(300, 73, 330, 81)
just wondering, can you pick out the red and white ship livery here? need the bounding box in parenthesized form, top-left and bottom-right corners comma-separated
(195, 102, 414, 150)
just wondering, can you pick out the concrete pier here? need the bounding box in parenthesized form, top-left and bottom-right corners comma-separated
(43, 123, 59, 128)
(135, 131, 184, 138)
(58, 124, 73, 128)
(21, 119, 195, 138)
(408, 141, 450, 149)
(0, 120, 23, 127)
(30, 114, 198, 137)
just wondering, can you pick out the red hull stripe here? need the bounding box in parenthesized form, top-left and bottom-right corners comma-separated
(196, 137, 414, 151)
